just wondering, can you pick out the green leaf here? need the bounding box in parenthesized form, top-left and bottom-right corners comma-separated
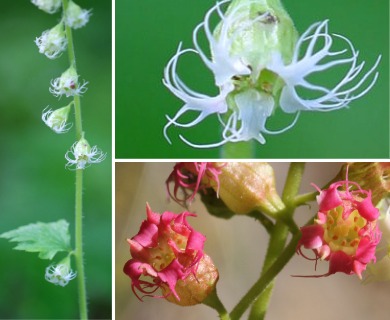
(0, 220, 72, 260)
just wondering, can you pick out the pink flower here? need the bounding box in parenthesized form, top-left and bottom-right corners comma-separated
(123, 204, 209, 302)
(166, 162, 224, 206)
(297, 176, 381, 278)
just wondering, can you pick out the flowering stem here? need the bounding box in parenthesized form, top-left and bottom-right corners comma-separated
(247, 163, 305, 319)
(75, 169, 88, 319)
(220, 141, 256, 158)
(63, 0, 83, 139)
(62, 0, 87, 318)
(229, 231, 301, 320)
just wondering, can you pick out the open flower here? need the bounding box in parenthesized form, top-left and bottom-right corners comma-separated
(296, 176, 382, 278)
(50, 66, 88, 98)
(65, 136, 106, 169)
(41, 103, 72, 133)
(123, 204, 218, 305)
(45, 264, 77, 287)
(35, 22, 67, 59)
(163, 0, 380, 148)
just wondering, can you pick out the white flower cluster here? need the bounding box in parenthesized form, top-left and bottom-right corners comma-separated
(45, 264, 77, 287)
(163, 0, 381, 148)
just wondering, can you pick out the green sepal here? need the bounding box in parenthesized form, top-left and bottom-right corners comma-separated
(0, 220, 72, 260)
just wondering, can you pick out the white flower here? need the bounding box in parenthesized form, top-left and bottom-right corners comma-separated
(163, 0, 381, 148)
(35, 23, 67, 59)
(42, 104, 72, 134)
(65, 0, 92, 29)
(45, 264, 77, 287)
(65, 137, 106, 169)
(31, 0, 61, 14)
(50, 67, 88, 98)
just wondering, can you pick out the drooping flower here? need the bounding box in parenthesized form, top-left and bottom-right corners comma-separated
(123, 204, 218, 305)
(35, 22, 67, 59)
(167, 162, 284, 216)
(41, 103, 72, 133)
(50, 66, 88, 98)
(296, 175, 382, 278)
(163, 0, 380, 148)
(31, 0, 61, 14)
(45, 264, 77, 287)
(65, 136, 106, 169)
(64, 0, 92, 29)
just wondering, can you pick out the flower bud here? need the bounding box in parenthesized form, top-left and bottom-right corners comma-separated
(65, 1, 91, 29)
(41, 103, 72, 133)
(31, 0, 61, 14)
(50, 66, 88, 98)
(65, 136, 106, 169)
(334, 163, 390, 205)
(35, 22, 67, 59)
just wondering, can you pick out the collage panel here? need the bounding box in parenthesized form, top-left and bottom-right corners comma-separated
(116, 162, 390, 319)
(116, 0, 389, 159)
(0, 1, 111, 319)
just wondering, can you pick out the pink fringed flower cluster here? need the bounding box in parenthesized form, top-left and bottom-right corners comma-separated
(123, 204, 206, 301)
(297, 178, 381, 278)
(166, 162, 223, 206)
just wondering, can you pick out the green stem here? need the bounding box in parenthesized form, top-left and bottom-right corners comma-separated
(244, 163, 305, 319)
(229, 231, 301, 320)
(62, 0, 87, 318)
(248, 221, 288, 320)
(281, 163, 305, 205)
(220, 140, 256, 158)
(293, 191, 318, 207)
(203, 289, 231, 320)
(63, 0, 83, 139)
(75, 169, 88, 319)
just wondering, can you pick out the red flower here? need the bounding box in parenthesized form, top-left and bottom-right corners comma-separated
(297, 176, 381, 278)
(123, 204, 217, 304)
(166, 162, 223, 206)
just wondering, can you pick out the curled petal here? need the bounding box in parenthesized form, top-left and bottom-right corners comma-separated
(268, 20, 381, 113)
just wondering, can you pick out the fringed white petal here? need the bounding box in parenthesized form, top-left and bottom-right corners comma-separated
(163, 43, 234, 144)
(268, 20, 381, 113)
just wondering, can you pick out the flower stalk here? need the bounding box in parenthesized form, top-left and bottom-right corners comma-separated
(62, 0, 87, 317)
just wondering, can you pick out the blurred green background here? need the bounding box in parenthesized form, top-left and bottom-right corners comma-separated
(0, 1, 111, 319)
(116, 0, 389, 158)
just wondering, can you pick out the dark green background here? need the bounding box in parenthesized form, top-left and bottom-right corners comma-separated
(116, 0, 389, 158)
(0, 1, 111, 318)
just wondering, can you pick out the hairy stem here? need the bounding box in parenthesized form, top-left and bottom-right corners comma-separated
(62, 0, 87, 318)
